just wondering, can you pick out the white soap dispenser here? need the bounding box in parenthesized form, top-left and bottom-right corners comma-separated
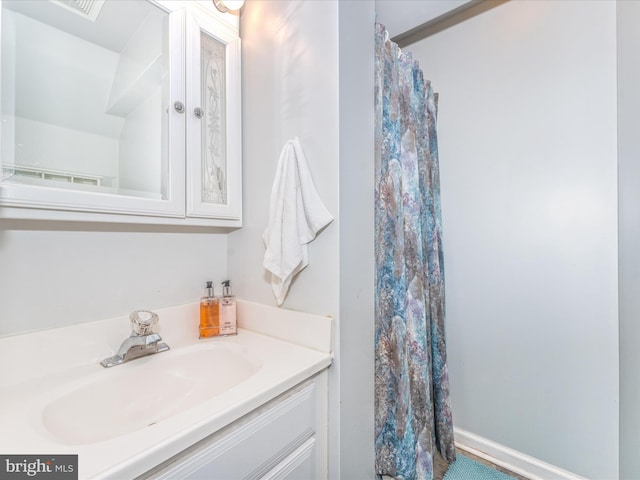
(219, 280, 237, 336)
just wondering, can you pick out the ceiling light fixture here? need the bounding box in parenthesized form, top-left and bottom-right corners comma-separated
(213, 0, 245, 13)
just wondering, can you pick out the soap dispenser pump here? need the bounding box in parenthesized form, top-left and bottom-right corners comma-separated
(219, 280, 237, 336)
(199, 281, 219, 338)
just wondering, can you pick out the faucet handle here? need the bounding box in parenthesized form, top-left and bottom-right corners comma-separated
(130, 310, 159, 335)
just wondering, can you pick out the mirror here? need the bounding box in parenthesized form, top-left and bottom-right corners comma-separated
(1, 0, 170, 200)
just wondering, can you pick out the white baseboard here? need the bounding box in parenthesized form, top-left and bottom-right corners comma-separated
(454, 427, 588, 480)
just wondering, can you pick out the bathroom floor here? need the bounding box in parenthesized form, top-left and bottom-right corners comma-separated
(442, 447, 530, 480)
(382, 447, 529, 480)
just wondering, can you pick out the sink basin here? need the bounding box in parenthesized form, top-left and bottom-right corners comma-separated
(40, 343, 262, 445)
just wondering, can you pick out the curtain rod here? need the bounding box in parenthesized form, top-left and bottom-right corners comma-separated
(392, 0, 509, 48)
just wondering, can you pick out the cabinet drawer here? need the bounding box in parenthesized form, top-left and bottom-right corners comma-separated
(261, 438, 316, 480)
(148, 381, 317, 480)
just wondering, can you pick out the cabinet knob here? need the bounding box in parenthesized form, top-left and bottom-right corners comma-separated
(174, 101, 185, 114)
(194, 107, 204, 119)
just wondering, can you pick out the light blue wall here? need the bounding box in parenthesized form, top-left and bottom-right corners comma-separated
(409, 1, 619, 478)
(617, 2, 640, 477)
(338, 1, 376, 478)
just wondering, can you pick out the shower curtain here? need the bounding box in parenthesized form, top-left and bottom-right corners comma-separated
(374, 23, 455, 480)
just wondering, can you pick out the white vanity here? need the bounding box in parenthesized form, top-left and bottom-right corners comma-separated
(0, 0, 241, 227)
(0, 301, 333, 479)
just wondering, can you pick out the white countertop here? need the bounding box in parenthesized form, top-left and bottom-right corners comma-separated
(0, 300, 333, 479)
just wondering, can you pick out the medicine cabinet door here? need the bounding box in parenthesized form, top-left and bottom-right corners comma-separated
(0, 0, 186, 218)
(185, 10, 241, 221)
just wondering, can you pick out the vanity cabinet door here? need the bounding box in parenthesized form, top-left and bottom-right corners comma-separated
(185, 10, 241, 221)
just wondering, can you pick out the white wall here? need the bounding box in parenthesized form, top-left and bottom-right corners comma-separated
(408, 2, 619, 478)
(230, 0, 339, 314)
(231, 0, 375, 477)
(232, 0, 341, 471)
(0, 223, 227, 337)
(617, 2, 640, 478)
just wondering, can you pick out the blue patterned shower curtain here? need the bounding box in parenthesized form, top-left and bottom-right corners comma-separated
(374, 23, 455, 480)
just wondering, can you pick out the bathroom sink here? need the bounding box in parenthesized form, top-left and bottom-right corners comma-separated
(40, 343, 262, 445)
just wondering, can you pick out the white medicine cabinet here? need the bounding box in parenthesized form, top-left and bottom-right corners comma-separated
(0, 0, 241, 227)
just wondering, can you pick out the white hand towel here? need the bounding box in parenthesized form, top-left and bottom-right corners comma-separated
(263, 138, 333, 305)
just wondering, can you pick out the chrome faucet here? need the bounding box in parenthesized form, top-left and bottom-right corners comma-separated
(100, 310, 170, 368)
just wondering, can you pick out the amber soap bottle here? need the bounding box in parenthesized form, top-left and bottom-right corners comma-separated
(199, 281, 219, 338)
